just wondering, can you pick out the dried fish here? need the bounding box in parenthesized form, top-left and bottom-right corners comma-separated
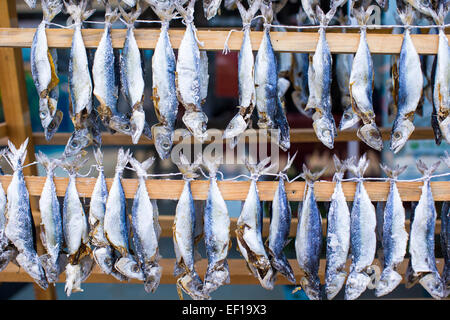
(295, 164, 326, 300)
(441, 151, 450, 297)
(375, 164, 408, 297)
(325, 156, 351, 300)
(203, 0, 222, 19)
(202, 156, 231, 295)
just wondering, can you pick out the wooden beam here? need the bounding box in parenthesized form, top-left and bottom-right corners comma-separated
(0, 28, 446, 54)
(2, 176, 449, 201)
(0, 258, 443, 286)
(27, 127, 436, 146)
(0, 123, 8, 139)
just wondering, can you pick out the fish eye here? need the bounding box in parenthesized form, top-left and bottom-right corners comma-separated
(132, 265, 140, 273)
(71, 141, 79, 148)
(163, 142, 170, 149)
(124, 124, 131, 131)
(48, 122, 55, 130)
(322, 129, 330, 137)
(394, 131, 402, 139)
(343, 113, 351, 119)
(40, 111, 47, 118)
(370, 129, 379, 138)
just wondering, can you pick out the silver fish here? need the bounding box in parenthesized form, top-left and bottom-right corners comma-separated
(441, 151, 450, 297)
(266, 153, 297, 285)
(63, 113, 102, 157)
(60, 154, 93, 296)
(344, 154, 377, 300)
(305, 6, 338, 149)
(390, 6, 424, 153)
(325, 156, 351, 300)
(349, 6, 383, 151)
(203, 0, 222, 19)
(36, 151, 65, 283)
(236, 157, 275, 290)
(175, 0, 209, 143)
(295, 164, 325, 300)
(148, 0, 178, 160)
(173, 152, 210, 300)
(375, 164, 409, 297)
(129, 156, 162, 293)
(407, 159, 444, 299)
(30, 0, 63, 140)
(223, 0, 261, 148)
(89, 148, 127, 281)
(119, 3, 152, 144)
(4, 139, 48, 289)
(202, 156, 231, 295)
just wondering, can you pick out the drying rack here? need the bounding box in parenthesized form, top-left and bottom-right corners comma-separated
(0, 0, 448, 299)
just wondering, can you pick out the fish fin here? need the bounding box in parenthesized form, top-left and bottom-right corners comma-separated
(102, 1, 120, 24)
(175, 151, 201, 179)
(398, 4, 415, 26)
(348, 153, 369, 178)
(115, 148, 132, 172)
(260, 1, 274, 24)
(353, 4, 377, 26)
(64, 0, 96, 25)
(6, 139, 29, 170)
(59, 153, 89, 175)
(118, 0, 146, 26)
(36, 151, 60, 173)
(281, 151, 298, 173)
(416, 159, 441, 177)
(380, 163, 407, 179)
(129, 156, 155, 178)
(42, 0, 64, 22)
(301, 163, 327, 182)
(202, 155, 222, 178)
(174, 0, 196, 21)
(93, 148, 103, 167)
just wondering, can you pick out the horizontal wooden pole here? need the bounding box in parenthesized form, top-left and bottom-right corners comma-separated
(26, 127, 436, 146)
(0, 258, 443, 286)
(0, 28, 447, 54)
(1, 176, 449, 201)
(0, 122, 8, 139)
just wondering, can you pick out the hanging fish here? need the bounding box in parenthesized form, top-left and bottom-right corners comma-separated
(266, 153, 297, 285)
(390, 6, 424, 153)
(119, 2, 153, 144)
(63, 113, 102, 157)
(59, 154, 94, 296)
(301, 0, 320, 24)
(441, 151, 450, 297)
(202, 156, 231, 295)
(0, 150, 17, 272)
(3, 139, 48, 289)
(147, 0, 179, 160)
(35, 151, 66, 283)
(203, 0, 222, 19)
(349, 5, 383, 151)
(344, 154, 377, 300)
(223, 0, 261, 148)
(175, 0, 209, 143)
(28, 0, 63, 140)
(236, 157, 275, 290)
(375, 164, 409, 297)
(325, 155, 351, 300)
(255, 1, 290, 151)
(89, 148, 127, 281)
(173, 152, 210, 300)
(407, 159, 445, 299)
(295, 164, 326, 300)
(129, 156, 162, 293)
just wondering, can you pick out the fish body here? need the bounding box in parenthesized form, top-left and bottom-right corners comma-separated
(295, 165, 324, 300)
(337, 52, 359, 130)
(345, 154, 377, 300)
(36, 152, 65, 283)
(375, 165, 409, 297)
(325, 156, 351, 300)
(203, 158, 230, 294)
(129, 157, 162, 293)
(60, 154, 93, 296)
(4, 140, 48, 290)
(291, 51, 312, 117)
(0, 156, 16, 272)
(408, 160, 444, 299)
(441, 200, 449, 297)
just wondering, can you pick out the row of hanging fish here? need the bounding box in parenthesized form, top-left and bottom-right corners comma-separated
(0, 139, 447, 299)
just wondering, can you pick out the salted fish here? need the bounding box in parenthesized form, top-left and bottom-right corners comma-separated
(349, 6, 383, 151)
(390, 6, 424, 153)
(375, 164, 409, 297)
(295, 164, 325, 300)
(63, 113, 102, 157)
(36, 151, 66, 283)
(3, 140, 47, 289)
(60, 154, 94, 296)
(29, 0, 63, 140)
(267, 153, 297, 285)
(129, 156, 162, 293)
(202, 157, 231, 294)
(173, 153, 210, 300)
(407, 160, 445, 299)
(344, 154, 377, 300)
(175, 0, 209, 143)
(441, 151, 450, 297)
(236, 157, 275, 290)
(203, 0, 222, 20)
(325, 156, 351, 300)
(222, 0, 261, 148)
(89, 149, 127, 281)
(148, 0, 178, 160)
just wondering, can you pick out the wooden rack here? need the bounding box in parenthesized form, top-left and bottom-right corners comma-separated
(0, 0, 448, 299)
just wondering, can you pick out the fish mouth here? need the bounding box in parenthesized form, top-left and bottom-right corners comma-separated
(130, 110, 146, 144)
(223, 113, 247, 140)
(439, 116, 450, 144)
(339, 109, 360, 131)
(313, 117, 335, 149)
(44, 110, 63, 141)
(153, 126, 174, 160)
(182, 111, 208, 142)
(357, 123, 383, 151)
(109, 116, 133, 136)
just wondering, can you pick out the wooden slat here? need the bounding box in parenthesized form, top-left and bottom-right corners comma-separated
(27, 127, 436, 146)
(0, 258, 443, 285)
(0, 123, 8, 139)
(1, 176, 449, 201)
(0, 28, 447, 54)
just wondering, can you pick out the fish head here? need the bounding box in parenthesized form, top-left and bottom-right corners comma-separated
(390, 119, 414, 154)
(419, 272, 445, 300)
(439, 116, 450, 144)
(109, 115, 133, 136)
(39, 99, 53, 129)
(63, 128, 92, 157)
(44, 110, 63, 141)
(357, 122, 383, 151)
(339, 106, 360, 131)
(223, 113, 247, 140)
(313, 116, 335, 149)
(152, 125, 174, 160)
(130, 109, 146, 144)
(182, 111, 208, 143)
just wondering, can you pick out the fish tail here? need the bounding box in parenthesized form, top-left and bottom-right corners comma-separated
(101, 0, 120, 24)
(301, 163, 326, 183)
(202, 156, 222, 178)
(348, 153, 369, 178)
(93, 148, 103, 168)
(174, 0, 196, 22)
(149, 0, 178, 22)
(35, 150, 60, 174)
(236, 0, 261, 24)
(260, 1, 274, 24)
(281, 151, 298, 173)
(380, 163, 407, 179)
(129, 156, 155, 178)
(416, 159, 441, 177)
(175, 151, 201, 179)
(115, 148, 132, 172)
(6, 138, 29, 170)
(397, 4, 415, 26)
(353, 4, 377, 26)
(271, 255, 296, 284)
(64, 0, 96, 25)
(375, 267, 402, 297)
(332, 155, 346, 174)
(42, 0, 63, 22)
(59, 153, 88, 175)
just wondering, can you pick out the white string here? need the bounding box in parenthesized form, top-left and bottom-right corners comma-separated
(22, 161, 38, 169)
(222, 29, 238, 55)
(267, 22, 450, 31)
